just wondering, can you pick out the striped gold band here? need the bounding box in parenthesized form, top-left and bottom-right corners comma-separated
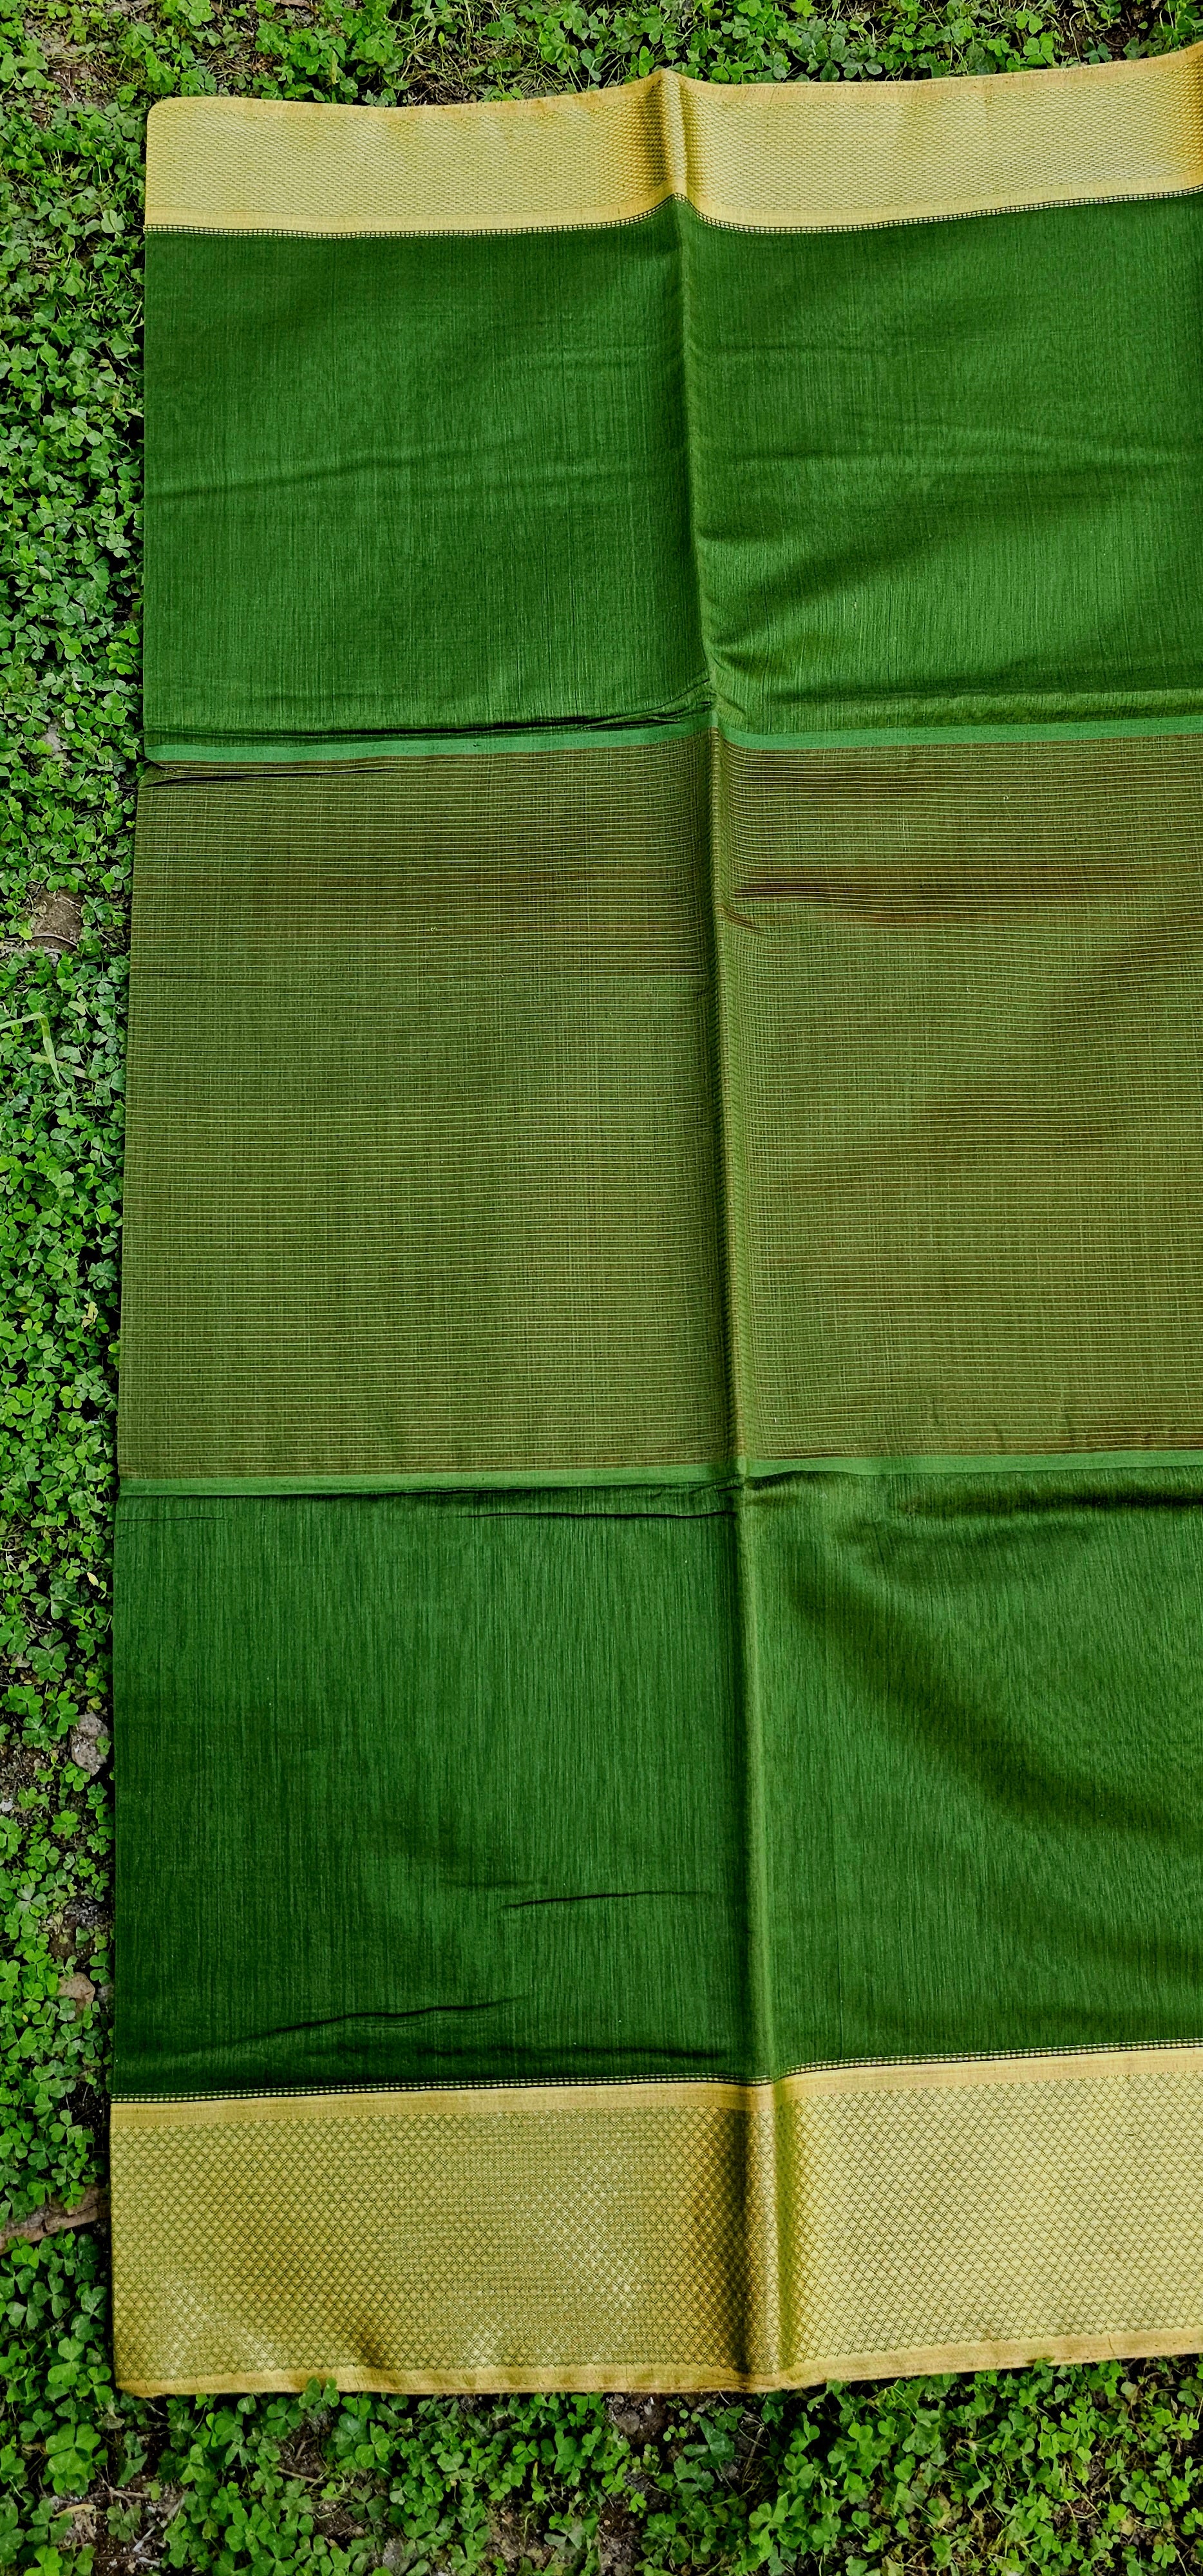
(144, 48, 1203, 238)
(113, 2043, 1203, 2395)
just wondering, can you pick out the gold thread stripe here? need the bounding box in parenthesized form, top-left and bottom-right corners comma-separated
(112, 2044, 1203, 2395)
(144, 50, 1203, 238)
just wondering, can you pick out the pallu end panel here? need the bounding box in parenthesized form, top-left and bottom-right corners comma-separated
(113, 2049, 1203, 2396)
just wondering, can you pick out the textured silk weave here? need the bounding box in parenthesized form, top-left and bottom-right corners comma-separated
(113, 51, 1203, 2395)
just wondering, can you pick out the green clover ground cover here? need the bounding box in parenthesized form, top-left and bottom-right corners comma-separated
(6, 5, 1203, 2568)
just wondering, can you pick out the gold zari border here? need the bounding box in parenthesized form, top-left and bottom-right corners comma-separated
(144, 48, 1203, 238)
(112, 2043, 1203, 2395)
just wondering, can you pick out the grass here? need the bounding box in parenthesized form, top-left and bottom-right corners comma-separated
(6, 1, 1203, 2567)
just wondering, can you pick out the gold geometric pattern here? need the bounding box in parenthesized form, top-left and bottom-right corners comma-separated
(144, 48, 1203, 240)
(112, 2045, 1203, 2394)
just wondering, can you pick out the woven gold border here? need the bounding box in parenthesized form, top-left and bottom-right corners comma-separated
(113, 2044, 1203, 2395)
(144, 49, 1203, 237)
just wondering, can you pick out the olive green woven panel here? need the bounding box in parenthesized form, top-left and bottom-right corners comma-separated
(120, 737, 730, 1480)
(718, 730, 1203, 1461)
(123, 727, 1203, 1476)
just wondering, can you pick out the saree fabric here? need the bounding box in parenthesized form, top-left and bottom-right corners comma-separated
(113, 51, 1203, 2394)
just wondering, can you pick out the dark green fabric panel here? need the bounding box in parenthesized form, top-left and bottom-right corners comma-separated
(763, 1466, 1203, 2066)
(685, 195, 1203, 735)
(142, 211, 706, 752)
(143, 195, 1203, 753)
(113, 1487, 750, 2097)
(113, 1471, 1203, 2101)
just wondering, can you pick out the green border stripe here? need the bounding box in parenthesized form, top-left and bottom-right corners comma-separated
(144, 710, 1203, 769)
(142, 714, 712, 770)
(748, 1450, 1203, 1477)
(724, 714, 1203, 750)
(122, 1452, 1203, 1497)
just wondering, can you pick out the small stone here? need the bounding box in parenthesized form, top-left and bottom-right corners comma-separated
(59, 1973, 95, 2003)
(69, 1721, 108, 1776)
(26, 888, 82, 954)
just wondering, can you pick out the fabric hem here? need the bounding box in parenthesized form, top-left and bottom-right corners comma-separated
(117, 2329, 1203, 2399)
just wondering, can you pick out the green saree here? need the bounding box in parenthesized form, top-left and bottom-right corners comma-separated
(113, 50, 1203, 2393)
